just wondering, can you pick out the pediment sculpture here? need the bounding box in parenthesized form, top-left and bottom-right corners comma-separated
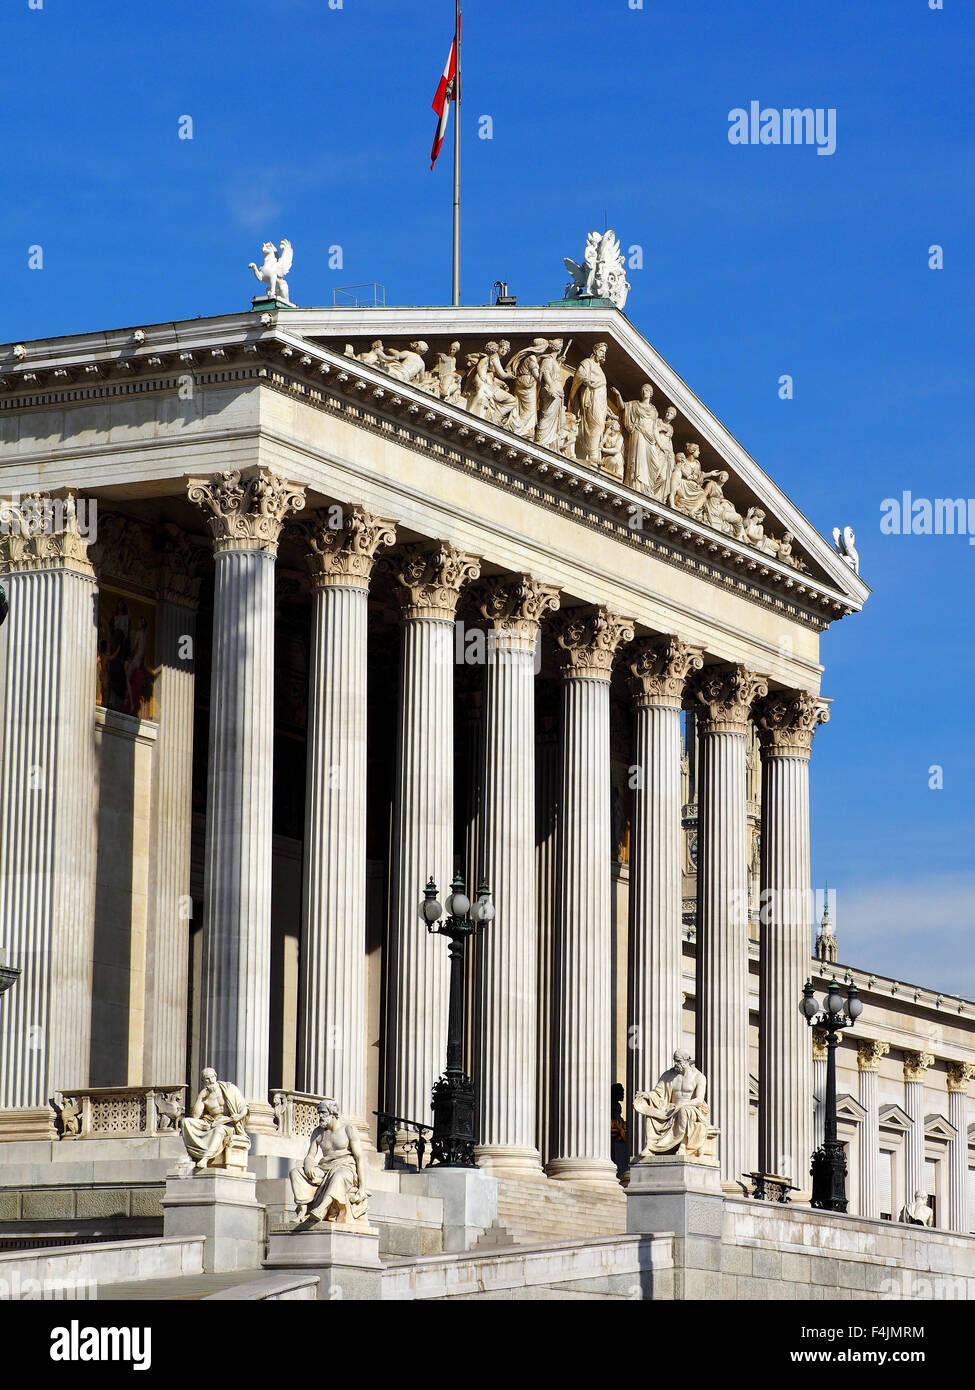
(340, 336, 806, 570)
(563, 229, 631, 309)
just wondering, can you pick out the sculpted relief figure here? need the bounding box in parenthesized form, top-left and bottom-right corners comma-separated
(600, 411, 625, 480)
(331, 336, 805, 568)
(611, 385, 678, 499)
(290, 1100, 370, 1226)
(465, 340, 516, 423)
(568, 341, 609, 464)
(634, 1050, 712, 1159)
(431, 341, 463, 403)
(181, 1068, 250, 1172)
(506, 340, 545, 439)
(534, 338, 568, 449)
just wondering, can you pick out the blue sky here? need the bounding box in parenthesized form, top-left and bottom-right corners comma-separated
(4, 0, 974, 992)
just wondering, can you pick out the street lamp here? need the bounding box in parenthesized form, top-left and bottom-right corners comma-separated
(801, 977, 863, 1211)
(0, 582, 7, 628)
(423, 872, 495, 1167)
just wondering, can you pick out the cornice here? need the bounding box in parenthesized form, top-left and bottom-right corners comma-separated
(0, 326, 858, 632)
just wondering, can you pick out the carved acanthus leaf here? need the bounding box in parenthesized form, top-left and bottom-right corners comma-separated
(756, 690, 831, 758)
(902, 1051, 935, 1083)
(628, 635, 704, 707)
(475, 574, 561, 636)
(389, 542, 481, 619)
(295, 506, 396, 589)
(552, 605, 635, 678)
(0, 492, 94, 577)
(186, 469, 305, 555)
(690, 664, 769, 734)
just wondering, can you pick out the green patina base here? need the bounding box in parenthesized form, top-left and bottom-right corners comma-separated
(250, 296, 297, 311)
(547, 296, 618, 310)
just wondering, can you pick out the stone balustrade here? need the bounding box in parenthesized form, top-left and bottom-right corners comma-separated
(51, 1086, 187, 1140)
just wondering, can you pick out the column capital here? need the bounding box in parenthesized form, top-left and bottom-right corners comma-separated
(857, 1039, 890, 1072)
(295, 506, 396, 590)
(158, 523, 208, 608)
(627, 635, 704, 708)
(552, 605, 634, 679)
(186, 469, 305, 555)
(388, 541, 481, 619)
(756, 689, 830, 759)
(475, 574, 560, 643)
(946, 1061, 975, 1093)
(812, 1026, 829, 1061)
(689, 663, 768, 734)
(902, 1050, 935, 1083)
(0, 491, 93, 578)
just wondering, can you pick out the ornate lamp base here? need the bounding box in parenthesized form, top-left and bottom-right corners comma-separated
(810, 1139, 848, 1212)
(430, 1070, 477, 1168)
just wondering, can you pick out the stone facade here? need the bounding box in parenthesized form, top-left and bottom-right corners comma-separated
(0, 301, 971, 1271)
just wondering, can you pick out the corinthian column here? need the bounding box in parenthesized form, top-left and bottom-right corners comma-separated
(947, 1063, 974, 1234)
(187, 469, 305, 1118)
(474, 575, 560, 1174)
(689, 663, 768, 1187)
(384, 543, 481, 1125)
(0, 493, 97, 1110)
(295, 507, 395, 1127)
(902, 1050, 934, 1215)
(625, 635, 703, 1162)
(857, 1039, 890, 1219)
(755, 689, 829, 1188)
(548, 606, 634, 1186)
(144, 527, 205, 1084)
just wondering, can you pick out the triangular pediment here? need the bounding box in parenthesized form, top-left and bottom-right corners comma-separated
(836, 1094, 867, 1124)
(879, 1103, 913, 1133)
(281, 304, 868, 607)
(924, 1113, 957, 1141)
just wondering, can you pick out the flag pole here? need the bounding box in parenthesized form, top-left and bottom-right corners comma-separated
(452, 2, 461, 306)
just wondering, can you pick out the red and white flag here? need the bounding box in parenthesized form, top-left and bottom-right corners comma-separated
(430, 17, 460, 170)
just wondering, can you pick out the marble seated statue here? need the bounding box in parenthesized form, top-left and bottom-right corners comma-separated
(633, 1049, 716, 1160)
(290, 1099, 370, 1226)
(901, 1190, 934, 1227)
(180, 1067, 251, 1173)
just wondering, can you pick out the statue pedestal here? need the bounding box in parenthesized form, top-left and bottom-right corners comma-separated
(264, 1222, 382, 1300)
(400, 1168, 498, 1252)
(625, 1158, 725, 1300)
(251, 295, 296, 312)
(160, 1171, 263, 1274)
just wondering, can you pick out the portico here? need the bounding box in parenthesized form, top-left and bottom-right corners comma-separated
(0, 299, 916, 1211)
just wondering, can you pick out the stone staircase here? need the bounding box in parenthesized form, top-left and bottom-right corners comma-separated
(495, 1177, 627, 1245)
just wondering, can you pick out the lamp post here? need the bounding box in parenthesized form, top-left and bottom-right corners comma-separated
(801, 977, 863, 1211)
(422, 873, 495, 1167)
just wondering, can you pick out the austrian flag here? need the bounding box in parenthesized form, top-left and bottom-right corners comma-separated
(430, 19, 459, 170)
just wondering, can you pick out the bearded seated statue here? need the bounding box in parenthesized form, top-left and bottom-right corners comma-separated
(634, 1050, 715, 1160)
(290, 1100, 370, 1226)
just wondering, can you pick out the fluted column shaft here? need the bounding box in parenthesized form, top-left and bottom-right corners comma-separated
(0, 495, 96, 1106)
(475, 577, 558, 1174)
(902, 1051, 933, 1213)
(188, 470, 304, 1113)
(144, 532, 203, 1083)
(626, 637, 702, 1162)
(947, 1065, 973, 1234)
(756, 690, 828, 1187)
(857, 1040, 888, 1220)
(385, 544, 480, 1125)
(297, 509, 394, 1127)
(548, 607, 633, 1186)
(691, 665, 768, 1186)
(534, 691, 559, 1166)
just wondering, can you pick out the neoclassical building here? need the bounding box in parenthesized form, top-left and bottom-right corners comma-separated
(0, 294, 972, 1240)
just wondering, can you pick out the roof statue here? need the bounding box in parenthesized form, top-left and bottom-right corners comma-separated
(249, 238, 294, 305)
(563, 229, 631, 310)
(832, 525, 859, 575)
